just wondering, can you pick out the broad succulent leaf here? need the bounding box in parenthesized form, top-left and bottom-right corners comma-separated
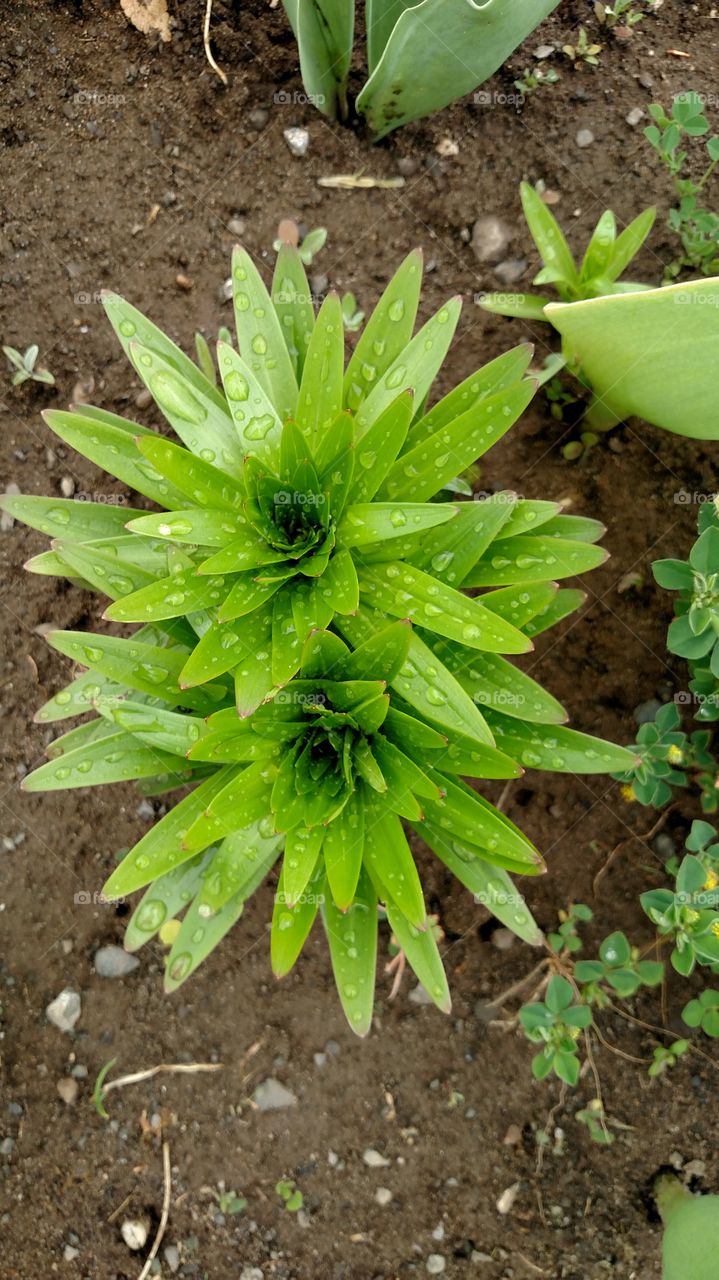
(4, 245, 636, 1034)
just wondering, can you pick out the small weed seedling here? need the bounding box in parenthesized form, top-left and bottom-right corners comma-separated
(276, 1179, 303, 1212)
(272, 223, 328, 267)
(212, 1185, 247, 1216)
(513, 66, 560, 98)
(682, 988, 719, 1037)
(594, 0, 659, 27)
(562, 28, 602, 67)
(3, 343, 55, 388)
(340, 291, 365, 332)
(644, 91, 719, 277)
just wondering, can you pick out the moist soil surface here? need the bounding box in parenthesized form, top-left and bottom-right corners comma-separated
(1, 2, 719, 1278)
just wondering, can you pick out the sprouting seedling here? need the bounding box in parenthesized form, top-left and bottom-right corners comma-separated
(3, 343, 55, 388)
(656, 1172, 719, 1280)
(682, 988, 719, 1038)
(272, 219, 327, 267)
(594, 0, 657, 26)
(562, 27, 602, 67)
(513, 66, 560, 97)
(644, 91, 719, 278)
(276, 1179, 303, 1212)
(547, 902, 593, 954)
(212, 1186, 247, 1215)
(340, 291, 365, 332)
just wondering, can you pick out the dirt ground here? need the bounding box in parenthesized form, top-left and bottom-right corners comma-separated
(2, 2, 719, 1277)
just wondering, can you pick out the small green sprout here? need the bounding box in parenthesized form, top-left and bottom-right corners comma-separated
(644, 91, 719, 277)
(276, 1178, 303, 1212)
(575, 930, 663, 1000)
(682, 988, 719, 1038)
(594, 0, 656, 26)
(548, 903, 593, 954)
(273, 225, 327, 267)
(3, 343, 55, 388)
(647, 1040, 689, 1077)
(562, 28, 602, 67)
(520, 975, 593, 1086)
(212, 1185, 247, 1215)
(576, 1098, 614, 1145)
(513, 66, 560, 97)
(641, 853, 719, 977)
(340, 291, 365, 332)
(92, 1057, 117, 1120)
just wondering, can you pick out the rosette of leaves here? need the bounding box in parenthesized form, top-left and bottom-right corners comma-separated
(519, 975, 592, 1086)
(613, 702, 689, 805)
(4, 245, 636, 1032)
(574, 930, 663, 999)
(641, 853, 719, 976)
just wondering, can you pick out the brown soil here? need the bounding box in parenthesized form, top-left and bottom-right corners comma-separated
(2, 2, 719, 1277)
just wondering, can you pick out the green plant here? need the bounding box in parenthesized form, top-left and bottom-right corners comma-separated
(513, 66, 560, 98)
(614, 703, 690, 807)
(276, 1178, 303, 1212)
(212, 1186, 247, 1215)
(520, 975, 592, 1085)
(644, 91, 719, 278)
(648, 1040, 690, 1077)
(576, 1099, 615, 1145)
(547, 277, 719, 438)
(547, 902, 593, 954)
(562, 27, 602, 67)
(480, 182, 655, 324)
(641, 850, 719, 976)
(2, 244, 636, 1034)
(656, 1172, 719, 1280)
(280, 0, 560, 139)
(340, 291, 364, 333)
(594, 0, 656, 26)
(272, 225, 327, 267)
(3, 342, 55, 387)
(682, 988, 719, 1037)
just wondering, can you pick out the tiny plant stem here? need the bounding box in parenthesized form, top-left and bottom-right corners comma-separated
(697, 155, 719, 190)
(203, 0, 228, 85)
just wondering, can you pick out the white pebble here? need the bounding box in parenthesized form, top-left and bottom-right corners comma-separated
(121, 1218, 149, 1251)
(60, 475, 75, 497)
(427, 1255, 446, 1275)
(46, 989, 81, 1033)
(375, 1187, 393, 1206)
(363, 1147, 390, 1168)
(283, 127, 309, 157)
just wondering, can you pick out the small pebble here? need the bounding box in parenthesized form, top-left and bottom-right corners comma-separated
(63, 1245, 79, 1262)
(0, 1138, 14, 1157)
(626, 107, 644, 126)
(363, 1148, 390, 1168)
(398, 156, 418, 177)
(375, 1187, 393, 1206)
(253, 1078, 297, 1111)
(134, 388, 152, 409)
(313, 1052, 327, 1068)
(46, 989, 81, 1033)
(227, 218, 246, 237)
(471, 215, 513, 263)
(121, 1219, 149, 1251)
(576, 128, 595, 148)
(164, 1244, 180, 1273)
(57, 1077, 79, 1105)
(136, 799, 154, 820)
(409, 983, 433, 1005)
(491, 927, 516, 952)
(240, 1268, 264, 1280)
(248, 108, 269, 129)
(427, 1256, 446, 1275)
(325, 1039, 341, 1056)
(283, 127, 309, 157)
(94, 945, 140, 979)
(493, 258, 527, 287)
(496, 1182, 521, 1215)
(60, 476, 75, 498)
(534, 44, 556, 58)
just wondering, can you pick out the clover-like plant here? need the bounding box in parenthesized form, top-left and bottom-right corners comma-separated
(3, 243, 636, 1033)
(519, 975, 592, 1086)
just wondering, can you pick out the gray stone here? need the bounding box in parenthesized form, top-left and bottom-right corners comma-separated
(283, 127, 309, 157)
(248, 108, 269, 129)
(164, 1244, 180, 1273)
(46, 989, 81, 1033)
(227, 218, 246, 237)
(240, 1268, 264, 1280)
(253, 1078, 297, 1111)
(427, 1256, 446, 1275)
(94, 945, 140, 979)
(63, 1245, 79, 1262)
(626, 107, 644, 127)
(0, 1138, 14, 1157)
(471, 215, 513, 264)
(493, 258, 527, 286)
(576, 128, 595, 148)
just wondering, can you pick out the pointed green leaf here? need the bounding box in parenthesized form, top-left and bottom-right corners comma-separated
(355, 297, 462, 438)
(296, 293, 344, 448)
(323, 868, 377, 1036)
(272, 244, 315, 379)
(483, 711, 639, 773)
(231, 247, 298, 421)
(464, 535, 606, 586)
(344, 249, 423, 412)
